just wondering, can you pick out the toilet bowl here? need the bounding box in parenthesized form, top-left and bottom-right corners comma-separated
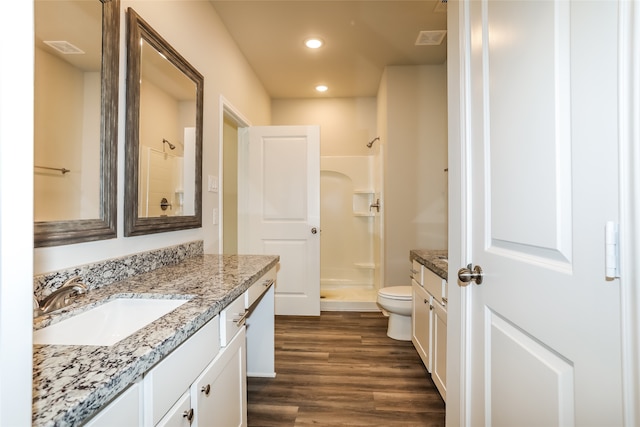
(377, 285, 412, 341)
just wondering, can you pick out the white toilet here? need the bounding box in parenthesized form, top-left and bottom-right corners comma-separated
(377, 285, 413, 341)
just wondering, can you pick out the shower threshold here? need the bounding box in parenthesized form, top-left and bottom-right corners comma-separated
(320, 287, 379, 312)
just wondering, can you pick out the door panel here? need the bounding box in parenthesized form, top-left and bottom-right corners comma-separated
(485, 0, 572, 264)
(241, 126, 320, 316)
(487, 311, 574, 427)
(460, 0, 624, 426)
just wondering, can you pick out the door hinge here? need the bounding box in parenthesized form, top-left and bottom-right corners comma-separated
(605, 221, 620, 279)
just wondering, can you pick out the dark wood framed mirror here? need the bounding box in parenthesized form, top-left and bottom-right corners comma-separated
(124, 8, 203, 236)
(34, 0, 119, 247)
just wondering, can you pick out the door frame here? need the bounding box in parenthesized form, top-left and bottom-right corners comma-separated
(618, 1, 640, 424)
(218, 96, 251, 254)
(446, 1, 639, 426)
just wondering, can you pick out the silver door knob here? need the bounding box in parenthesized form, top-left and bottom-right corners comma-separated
(458, 264, 484, 285)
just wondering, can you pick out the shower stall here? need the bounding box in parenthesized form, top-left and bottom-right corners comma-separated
(320, 155, 381, 311)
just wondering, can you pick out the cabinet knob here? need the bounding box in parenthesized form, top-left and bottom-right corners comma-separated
(201, 384, 211, 396)
(429, 304, 434, 310)
(424, 299, 428, 304)
(183, 408, 194, 424)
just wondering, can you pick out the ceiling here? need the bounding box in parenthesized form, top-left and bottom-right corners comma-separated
(209, 0, 448, 99)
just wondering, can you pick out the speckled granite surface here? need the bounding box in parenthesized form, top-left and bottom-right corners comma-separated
(33, 241, 204, 300)
(33, 254, 279, 427)
(410, 249, 448, 280)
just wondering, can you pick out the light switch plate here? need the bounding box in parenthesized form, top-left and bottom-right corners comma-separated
(207, 175, 218, 192)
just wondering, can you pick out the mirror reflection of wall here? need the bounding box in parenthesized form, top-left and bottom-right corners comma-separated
(34, 0, 102, 221)
(138, 39, 197, 218)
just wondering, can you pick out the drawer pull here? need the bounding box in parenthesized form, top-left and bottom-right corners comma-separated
(183, 408, 194, 424)
(424, 299, 428, 304)
(233, 310, 249, 327)
(201, 384, 211, 396)
(263, 279, 275, 288)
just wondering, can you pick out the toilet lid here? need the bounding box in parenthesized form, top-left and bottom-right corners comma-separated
(378, 285, 412, 300)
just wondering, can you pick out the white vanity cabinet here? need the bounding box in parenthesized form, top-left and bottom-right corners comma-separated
(411, 261, 447, 402)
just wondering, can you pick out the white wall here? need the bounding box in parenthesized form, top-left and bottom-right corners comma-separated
(34, 1, 272, 274)
(380, 64, 448, 286)
(271, 97, 377, 156)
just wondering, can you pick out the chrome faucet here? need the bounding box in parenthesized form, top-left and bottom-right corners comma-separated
(36, 276, 87, 316)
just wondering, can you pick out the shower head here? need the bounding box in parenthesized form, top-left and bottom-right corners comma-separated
(163, 139, 176, 150)
(366, 137, 380, 148)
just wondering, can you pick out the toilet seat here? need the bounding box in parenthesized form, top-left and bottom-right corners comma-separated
(378, 285, 412, 300)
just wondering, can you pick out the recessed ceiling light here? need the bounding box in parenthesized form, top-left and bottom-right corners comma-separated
(305, 38, 324, 49)
(315, 85, 328, 93)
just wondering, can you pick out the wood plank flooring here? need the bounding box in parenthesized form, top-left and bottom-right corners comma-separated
(247, 311, 445, 426)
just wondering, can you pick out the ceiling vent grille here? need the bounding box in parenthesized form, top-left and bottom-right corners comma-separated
(434, 0, 447, 13)
(415, 30, 447, 46)
(43, 40, 84, 54)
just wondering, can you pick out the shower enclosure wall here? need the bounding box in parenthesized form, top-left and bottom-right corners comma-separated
(320, 156, 380, 311)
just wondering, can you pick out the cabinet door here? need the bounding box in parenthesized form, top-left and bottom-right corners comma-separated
(155, 391, 191, 427)
(411, 281, 432, 372)
(192, 327, 247, 427)
(431, 301, 447, 401)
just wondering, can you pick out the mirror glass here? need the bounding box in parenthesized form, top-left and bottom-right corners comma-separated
(125, 8, 203, 236)
(34, 0, 119, 247)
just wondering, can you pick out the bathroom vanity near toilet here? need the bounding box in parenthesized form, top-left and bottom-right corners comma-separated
(410, 249, 448, 402)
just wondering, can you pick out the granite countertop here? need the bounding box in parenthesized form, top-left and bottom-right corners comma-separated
(410, 249, 448, 280)
(32, 254, 279, 427)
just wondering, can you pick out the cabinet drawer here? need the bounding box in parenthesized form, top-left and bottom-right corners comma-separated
(85, 379, 142, 427)
(145, 318, 220, 426)
(411, 260, 423, 284)
(220, 294, 246, 347)
(155, 391, 191, 427)
(423, 267, 446, 304)
(245, 267, 276, 309)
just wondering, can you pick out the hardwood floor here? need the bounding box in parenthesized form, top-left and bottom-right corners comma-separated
(247, 311, 445, 426)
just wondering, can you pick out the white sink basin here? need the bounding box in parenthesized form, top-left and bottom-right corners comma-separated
(33, 298, 187, 346)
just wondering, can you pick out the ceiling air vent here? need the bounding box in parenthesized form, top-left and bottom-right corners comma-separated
(43, 40, 84, 54)
(415, 30, 447, 46)
(434, 0, 447, 13)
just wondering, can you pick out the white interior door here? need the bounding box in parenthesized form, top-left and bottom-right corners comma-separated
(239, 125, 320, 316)
(455, 1, 624, 426)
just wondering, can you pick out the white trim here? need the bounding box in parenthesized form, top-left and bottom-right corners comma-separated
(446, 0, 473, 425)
(218, 96, 251, 254)
(0, 0, 34, 424)
(618, 1, 640, 425)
